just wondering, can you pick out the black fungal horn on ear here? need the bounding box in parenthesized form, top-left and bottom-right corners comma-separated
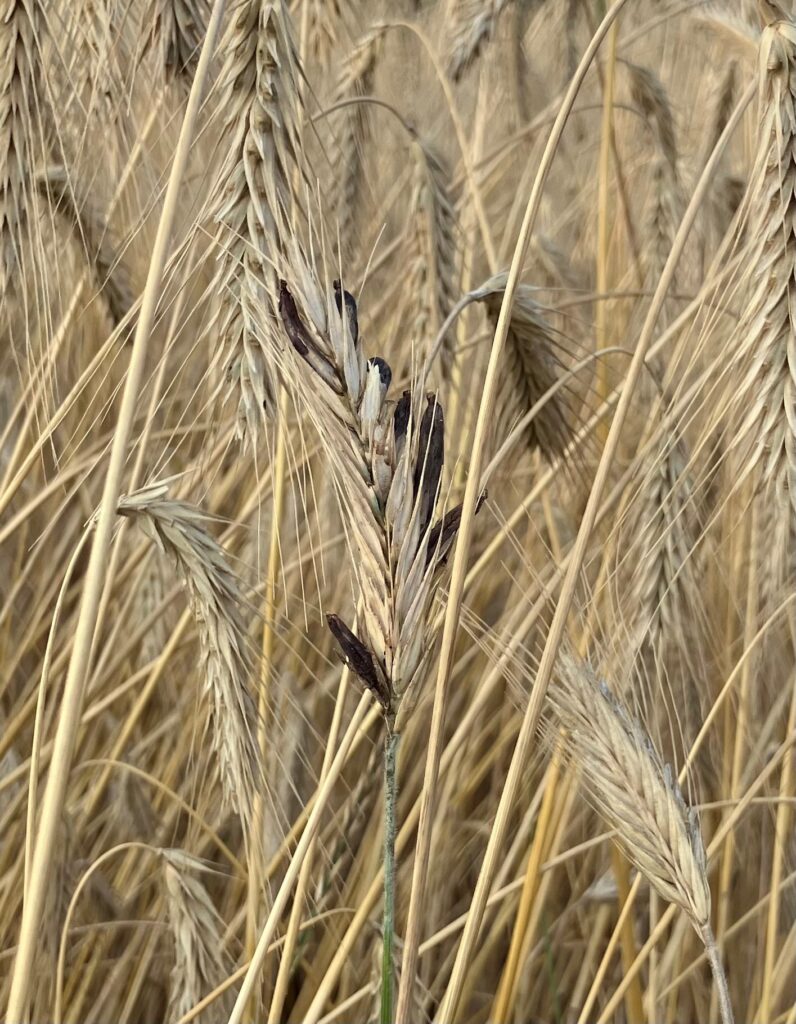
(414, 393, 444, 537)
(333, 279, 359, 346)
(326, 613, 390, 709)
(278, 280, 311, 356)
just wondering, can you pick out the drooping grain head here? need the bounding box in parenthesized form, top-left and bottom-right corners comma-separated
(624, 429, 702, 657)
(471, 272, 572, 461)
(118, 484, 260, 823)
(330, 27, 384, 247)
(706, 61, 738, 160)
(613, 424, 713, 771)
(625, 63, 687, 288)
(304, 0, 354, 71)
(39, 165, 134, 327)
(549, 656, 711, 932)
(626, 62, 678, 175)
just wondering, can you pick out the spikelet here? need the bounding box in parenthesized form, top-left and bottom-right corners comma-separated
(138, 0, 211, 81)
(549, 656, 711, 932)
(304, 0, 353, 70)
(626, 62, 677, 173)
(616, 425, 713, 770)
(0, 0, 46, 294)
(69, 0, 127, 114)
(760, 0, 791, 26)
(726, 16, 796, 530)
(626, 63, 685, 287)
(447, 0, 512, 82)
(161, 850, 232, 1022)
(212, 0, 305, 445)
(40, 164, 134, 326)
(405, 139, 458, 378)
(117, 483, 259, 821)
(330, 27, 384, 246)
(624, 429, 702, 656)
(706, 61, 739, 161)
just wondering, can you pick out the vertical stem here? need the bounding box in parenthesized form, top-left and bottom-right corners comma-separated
(760, 656, 796, 1020)
(24, 529, 92, 896)
(448, 61, 495, 498)
(381, 727, 399, 1024)
(713, 498, 757, 1022)
(247, 389, 289, 963)
(596, 19, 619, 443)
(703, 924, 735, 1024)
(267, 669, 351, 1024)
(491, 757, 560, 1021)
(647, 890, 660, 1019)
(611, 846, 645, 1024)
(228, 695, 372, 1024)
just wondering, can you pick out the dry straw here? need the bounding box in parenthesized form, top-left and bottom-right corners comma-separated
(3, 2, 793, 1023)
(5, 12, 224, 1016)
